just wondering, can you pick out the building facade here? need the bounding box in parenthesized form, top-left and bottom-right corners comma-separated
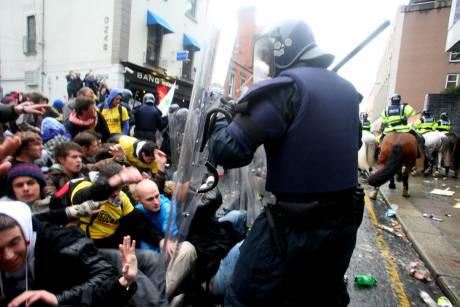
(368, 0, 460, 122)
(0, 0, 209, 106)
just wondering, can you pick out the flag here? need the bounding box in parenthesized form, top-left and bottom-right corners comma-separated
(158, 82, 176, 116)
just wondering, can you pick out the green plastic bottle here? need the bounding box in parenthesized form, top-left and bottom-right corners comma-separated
(354, 275, 378, 287)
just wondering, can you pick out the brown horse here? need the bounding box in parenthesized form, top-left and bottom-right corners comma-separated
(368, 132, 418, 199)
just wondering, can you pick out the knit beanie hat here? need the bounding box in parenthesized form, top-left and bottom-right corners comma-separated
(7, 163, 46, 188)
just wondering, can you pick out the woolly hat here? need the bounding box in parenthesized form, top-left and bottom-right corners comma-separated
(52, 99, 64, 111)
(7, 163, 46, 188)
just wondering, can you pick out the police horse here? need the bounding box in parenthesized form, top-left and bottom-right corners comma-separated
(358, 130, 377, 177)
(368, 132, 418, 199)
(421, 131, 449, 176)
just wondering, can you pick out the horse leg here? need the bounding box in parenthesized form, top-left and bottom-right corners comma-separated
(389, 176, 396, 189)
(396, 169, 402, 182)
(369, 187, 379, 200)
(402, 171, 410, 198)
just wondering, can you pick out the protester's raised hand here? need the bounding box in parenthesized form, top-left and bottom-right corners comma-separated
(108, 166, 143, 187)
(108, 144, 125, 161)
(14, 102, 50, 116)
(8, 290, 58, 307)
(118, 235, 137, 287)
(0, 137, 21, 175)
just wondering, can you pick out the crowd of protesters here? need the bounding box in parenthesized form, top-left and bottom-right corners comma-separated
(0, 81, 246, 306)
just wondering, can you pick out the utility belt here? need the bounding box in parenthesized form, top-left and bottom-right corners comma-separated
(264, 186, 365, 255)
(387, 118, 407, 127)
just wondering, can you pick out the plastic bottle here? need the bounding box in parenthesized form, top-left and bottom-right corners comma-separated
(354, 275, 377, 287)
(418, 290, 437, 307)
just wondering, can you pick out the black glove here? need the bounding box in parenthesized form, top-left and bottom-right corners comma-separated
(194, 188, 223, 220)
(216, 96, 236, 121)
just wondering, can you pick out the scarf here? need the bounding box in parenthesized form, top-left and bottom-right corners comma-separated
(69, 110, 98, 128)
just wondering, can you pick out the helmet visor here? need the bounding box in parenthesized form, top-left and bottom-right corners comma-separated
(253, 34, 275, 83)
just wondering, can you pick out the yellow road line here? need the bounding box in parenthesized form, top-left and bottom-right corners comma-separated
(365, 194, 411, 307)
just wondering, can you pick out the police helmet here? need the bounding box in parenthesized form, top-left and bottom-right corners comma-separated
(362, 112, 368, 118)
(253, 20, 334, 81)
(440, 112, 448, 119)
(121, 89, 133, 103)
(422, 109, 431, 116)
(390, 93, 401, 105)
(169, 104, 180, 114)
(143, 93, 155, 104)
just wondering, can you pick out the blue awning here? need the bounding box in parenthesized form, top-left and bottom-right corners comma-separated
(183, 33, 201, 51)
(147, 10, 174, 34)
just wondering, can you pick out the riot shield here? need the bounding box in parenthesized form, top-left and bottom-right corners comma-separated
(168, 106, 188, 171)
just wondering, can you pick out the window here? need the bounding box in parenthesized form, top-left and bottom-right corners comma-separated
(240, 76, 246, 88)
(185, 0, 197, 19)
(449, 52, 460, 62)
(446, 74, 459, 88)
(146, 25, 164, 67)
(228, 73, 235, 97)
(181, 49, 194, 80)
(25, 15, 37, 54)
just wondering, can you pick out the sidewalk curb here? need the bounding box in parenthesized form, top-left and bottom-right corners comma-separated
(377, 188, 460, 306)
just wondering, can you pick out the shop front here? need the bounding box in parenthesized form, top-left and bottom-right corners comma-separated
(122, 61, 193, 108)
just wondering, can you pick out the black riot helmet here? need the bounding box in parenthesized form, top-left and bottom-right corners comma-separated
(422, 109, 431, 117)
(440, 112, 448, 120)
(253, 20, 334, 82)
(143, 93, 155, 105)
(121, 89, 133, 103)
(362, 112, 368, 119)
(390, 93, 401, 105)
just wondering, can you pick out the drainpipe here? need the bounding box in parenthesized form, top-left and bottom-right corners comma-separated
(40, 0, 45, 93)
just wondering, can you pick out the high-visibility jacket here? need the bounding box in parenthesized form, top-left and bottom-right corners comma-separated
(118, 135, 158, 174)
(380, 104, 416, 134)
(361, 119, 371, 131)
(436, 119, 451, 134)
(413, 116, 436, 134)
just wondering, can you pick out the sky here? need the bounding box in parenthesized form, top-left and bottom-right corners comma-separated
(204, 0, 410, 110)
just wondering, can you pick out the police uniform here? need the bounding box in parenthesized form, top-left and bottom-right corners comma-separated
(361, 117, 371, 131)
(209, 49, 363, 306)
(380, 103, 416, 134)
(436, 118, 451, 134)
(413, 114, 436, 134)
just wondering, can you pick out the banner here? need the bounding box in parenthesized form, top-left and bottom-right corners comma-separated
(158, 82, 176, 116)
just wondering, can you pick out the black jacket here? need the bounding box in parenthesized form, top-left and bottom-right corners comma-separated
(0, 218, 135, 306)
(133, 103, 163, 141)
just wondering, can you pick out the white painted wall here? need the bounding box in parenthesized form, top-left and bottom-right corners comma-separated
(0, 0, 209, 101)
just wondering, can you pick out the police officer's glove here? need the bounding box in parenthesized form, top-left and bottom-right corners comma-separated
(215, 97, 236, 122)
(195, 188, 223, 220)
(65, 200, 102, 219)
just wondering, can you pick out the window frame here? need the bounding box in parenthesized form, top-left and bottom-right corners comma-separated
(181, 49, 194, 80)
(25, 15, 37, 55)
(185, 0, 197, 19)
(445, 73, 459, 88)
(146, 25, 164, 67)
(228, 73, 235, 97)
(449, 52, 460, 62)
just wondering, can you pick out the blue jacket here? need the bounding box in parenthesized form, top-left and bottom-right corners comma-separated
(135, 195, 178, 252)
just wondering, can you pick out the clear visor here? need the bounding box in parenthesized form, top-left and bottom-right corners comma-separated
(253, 35, 275, 83)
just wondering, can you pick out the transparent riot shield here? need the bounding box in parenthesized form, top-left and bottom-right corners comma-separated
(168, 106, 188, 172)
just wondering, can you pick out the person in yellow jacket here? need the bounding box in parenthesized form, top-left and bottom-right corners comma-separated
(413, 110, 436, 134)
(112, 135, 166, 175)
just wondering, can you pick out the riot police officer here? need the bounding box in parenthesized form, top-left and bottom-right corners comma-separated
(361, 112, 371, 131)
(436, 112, 451, 134)
(413, 110, 436, 134)
(207, 20, 363, 306)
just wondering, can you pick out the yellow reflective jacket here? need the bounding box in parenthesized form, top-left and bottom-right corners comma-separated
(118, 135, 158, 174)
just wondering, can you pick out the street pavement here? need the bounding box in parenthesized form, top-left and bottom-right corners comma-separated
(376, 174, 460, 306)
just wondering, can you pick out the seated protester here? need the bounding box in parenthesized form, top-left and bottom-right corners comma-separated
(45, 141, 85, 196)
(65, 96, 110, 142)
(73, 131, 101, 170)
(38, 117, 71, 168)
(52, 162, 196, 303)
(0, 201, 137, 307)
(11, 131, 43, 166)
(14, 92, 47, 133)
(134, 179, 179, 251)
(99, 89, 129, 137)
(113, 135, 167, 176)
(62, 87, 96, 123)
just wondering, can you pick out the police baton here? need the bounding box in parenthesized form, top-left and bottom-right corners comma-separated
(331, 20, 390, 72)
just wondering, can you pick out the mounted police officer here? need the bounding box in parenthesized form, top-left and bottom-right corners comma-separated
(413, 109, 436, 134)
(379, 93, 424, 146)
(207, 19, 364, 306)
(361, 112, 371, 131)
(436, 112, 452, 134)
